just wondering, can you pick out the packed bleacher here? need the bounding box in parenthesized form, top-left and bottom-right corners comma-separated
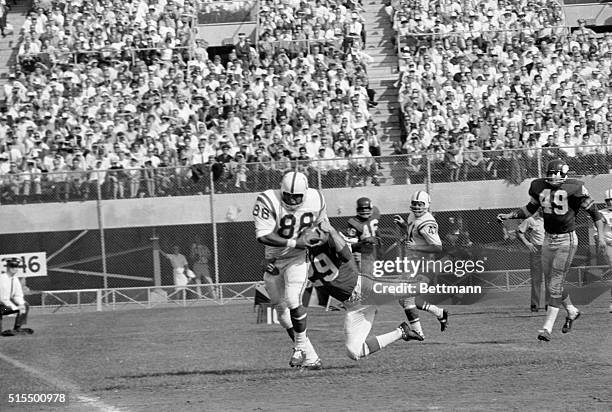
(0, 0, 388, 203)
(0, 0, 611, 204)
(388, 0, 612, 184)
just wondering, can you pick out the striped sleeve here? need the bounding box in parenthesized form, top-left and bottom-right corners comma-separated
(315, 190, 328, 222)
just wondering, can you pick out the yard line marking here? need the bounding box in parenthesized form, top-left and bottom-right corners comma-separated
(0, 350, 124, 412)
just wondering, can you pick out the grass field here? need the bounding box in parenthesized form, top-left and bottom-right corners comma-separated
(0, 291, 610, 412)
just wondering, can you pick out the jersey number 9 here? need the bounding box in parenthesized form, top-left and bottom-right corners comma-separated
(313, 253, 339, 282)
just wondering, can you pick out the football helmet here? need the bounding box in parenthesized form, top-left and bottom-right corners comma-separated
(280, 171, 308, 211)
(356, 197, 373, 219)
(605, 188, 612, 208)
(545, 159, 569, 186)
(410, 191, 430, 217)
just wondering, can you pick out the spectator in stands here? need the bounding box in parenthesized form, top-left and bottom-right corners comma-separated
(461, 136, 486, 180)
(349, 143, 379, 186)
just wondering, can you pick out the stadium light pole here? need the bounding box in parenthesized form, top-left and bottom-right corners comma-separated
(209, 167, 221, 301)
(96, 173, 108, 293)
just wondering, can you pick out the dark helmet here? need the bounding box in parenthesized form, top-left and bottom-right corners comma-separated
(356, 197, 373, 218)
(545, 159, 569, 186)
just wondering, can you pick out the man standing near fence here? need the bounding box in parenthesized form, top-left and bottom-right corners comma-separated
(190, 238, 218, 299)
(516, 209, 548, 312)
(161, 245, 193, 298)
(0, 258, 34, 336)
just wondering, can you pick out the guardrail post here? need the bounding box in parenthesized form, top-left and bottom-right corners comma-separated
(426, 154, 432, 193)
(96, 289, 102, 311)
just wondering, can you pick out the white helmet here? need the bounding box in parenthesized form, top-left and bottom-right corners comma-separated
(605, 188, 612, 207)
(410, 191, 430, 217)
(280, 171, 308, 211)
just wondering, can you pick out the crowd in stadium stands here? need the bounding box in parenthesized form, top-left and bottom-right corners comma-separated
(388, 0, 612, 184)
(0, 0, 387, 204)
(1, 1, 612, 204)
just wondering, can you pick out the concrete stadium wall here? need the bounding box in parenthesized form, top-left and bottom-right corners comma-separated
(563, 3, 612, 26)
(196, 23, 257, 46)
(1, 175, 610, 235)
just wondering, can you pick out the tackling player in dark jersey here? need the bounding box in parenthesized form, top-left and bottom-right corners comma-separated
(498, 159, 606, 341)
(307, 221, 423, 360)
(345, 197, 381, 275)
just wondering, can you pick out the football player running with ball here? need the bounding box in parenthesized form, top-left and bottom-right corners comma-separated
(393, 191, 449, 339)
(498, 159, 607, 341)
(344, 197, 380, 275)
(600, 188, 612, 313)
(253, 171, 327, 369)
(306, 221, 424, 360)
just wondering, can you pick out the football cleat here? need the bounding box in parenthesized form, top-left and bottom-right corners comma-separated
(537, 329, 551, 342)
(399, 322, 424, 341)
(289, 348, 306, 368)
(1, 329, 16, 337)
(13, 327, 34, 335)
(561, 312, 580, 333)
(300, 358, 323, 370)
(438, 309, 449, 332)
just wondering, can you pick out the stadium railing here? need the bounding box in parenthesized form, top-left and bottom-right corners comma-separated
(33, 264, 611, 313)
(2, 145, 610, 205)
(17, 45, 197, 67)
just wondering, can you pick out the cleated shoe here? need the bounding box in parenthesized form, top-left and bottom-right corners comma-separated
(561, 312, 580, 333)
(1, 329, 16, 337)
(289, 348, 306, 368)
(537, 329, 551, 342)
(438, 309, 449, 332)
(399, 322, 424, 341)
(14, 327, 34, 335)
(300, 358, 323, 370)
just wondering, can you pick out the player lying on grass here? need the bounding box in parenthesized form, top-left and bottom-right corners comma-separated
(302, 220, 426, 360)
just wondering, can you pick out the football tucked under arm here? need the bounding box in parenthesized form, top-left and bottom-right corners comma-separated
(298, 226, 329, 247)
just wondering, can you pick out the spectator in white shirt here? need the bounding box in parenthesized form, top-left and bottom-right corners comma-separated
(0, 258, 34, 336)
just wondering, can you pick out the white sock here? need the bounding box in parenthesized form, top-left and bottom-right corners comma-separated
(376, 328, 403, 349)
(542, 306, 559, 333)
(423, 303, 444, 318)
(564, 303, 579, 319)
(303, 337, 319, 362)
(295, 331, 307, 349)
(410, 320, 424, 337)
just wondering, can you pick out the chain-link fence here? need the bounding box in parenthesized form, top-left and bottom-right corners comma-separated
(0, 146, 610, 300)
(1, 147, 610, 205)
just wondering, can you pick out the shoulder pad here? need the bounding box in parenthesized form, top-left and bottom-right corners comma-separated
(372, 207, 381, 219)
(348, 217, 360, 228)
(562, 179, 586, 195)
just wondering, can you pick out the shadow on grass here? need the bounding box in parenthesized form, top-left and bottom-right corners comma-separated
(112, 364, 359, 380)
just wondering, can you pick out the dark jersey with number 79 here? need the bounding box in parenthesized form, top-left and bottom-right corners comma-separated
(528, 178, 593, 234)
(308, 235, 359, 302)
